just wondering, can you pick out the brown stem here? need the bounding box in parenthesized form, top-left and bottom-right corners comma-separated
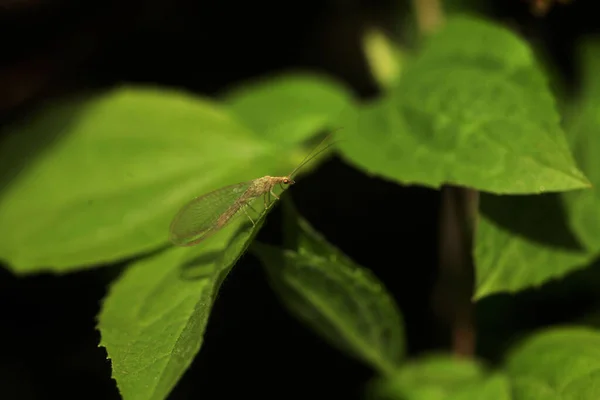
(411, 0, 444, 35)
(410, 0, 478, 358)
(436, 187, 478, 357)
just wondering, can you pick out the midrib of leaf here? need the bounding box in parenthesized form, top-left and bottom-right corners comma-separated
(148, 290, 213, 400)
(101, 257, 217, 400)
(284, 255, 397, 375)
(434, 123, 578, 190)
(405, 111, 581, 187)
(5, 150, 276, 234)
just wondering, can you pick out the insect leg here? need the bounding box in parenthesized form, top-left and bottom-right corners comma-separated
(242, 205, 256, 226)
(270, 189, 280, 200)
(246, 202, 260, 217)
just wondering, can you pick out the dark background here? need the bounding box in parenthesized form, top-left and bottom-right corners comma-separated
(1, 1, 600, 399)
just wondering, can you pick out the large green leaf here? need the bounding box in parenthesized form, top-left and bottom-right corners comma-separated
(505, 326, 600, 400)
(98, 204, 270, 400)
(369, 354, 512, 400)
(338, 15, 589, 194)
(0, 86, 315, 273)
(252, 200, 405, 375)
(221, 72, 352, 144)
(474, 40, 600, 299)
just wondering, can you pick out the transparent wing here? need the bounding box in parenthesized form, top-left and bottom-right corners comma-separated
(169, 181, 254, 246)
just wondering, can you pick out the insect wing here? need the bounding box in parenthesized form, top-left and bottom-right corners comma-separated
(169, 181, 253, 246)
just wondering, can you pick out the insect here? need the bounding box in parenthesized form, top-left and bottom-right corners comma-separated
(169, 133, 337, 247)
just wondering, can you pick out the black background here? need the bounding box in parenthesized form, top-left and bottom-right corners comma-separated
(1, 1, 600, 399)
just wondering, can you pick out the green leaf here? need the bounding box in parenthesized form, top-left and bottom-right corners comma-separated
(474, 193, 592, 299)
(0, 86, 313, 273)
(506, 326, 600, 400)
(449, 374, 512, 400)
(338, 15, 590, 194)
(474, 40, 600, 299)
(98, 204, 269, 400)
(369, 354, 512, 400)
(221, 72, 352, 144)
(362, 27, 404, 88)
(252, 200, 405, 375)
(563, 40, 600, 253)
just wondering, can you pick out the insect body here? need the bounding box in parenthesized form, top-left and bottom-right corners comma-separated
(169, 136, 333, 247)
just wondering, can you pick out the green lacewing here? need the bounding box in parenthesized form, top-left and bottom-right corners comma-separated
(169, 134, 337, 247)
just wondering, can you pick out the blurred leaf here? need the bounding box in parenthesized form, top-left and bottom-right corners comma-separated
(252, 200, 405, 374)
(338, 15, 590, 194)
(448, 374, 512, 400)
(98, 204, 269, 400)
(362, 27, 404, 88)
(474, 40, 600, 299)
(0, 86, 314, 273)
(221, 72, 352, 144)
(506, 326, 600, 400)
(369, 354, 512, 400)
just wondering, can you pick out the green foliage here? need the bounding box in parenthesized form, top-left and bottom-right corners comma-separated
(98, 205, 270, 400)
(362, 27, 405, 88)
(252, 200, 405, 375)
(506, 327, 600, 399)
(369, 327, 600, 400)
(2, 10, 600, 400)
(338, 16, 589, 194)
(221, 73, 352, 144)
(475, 39, 600, 298)
(0, 87, 302, 272)
(474, 193, 592, 298)
(369, 355, 511, 400)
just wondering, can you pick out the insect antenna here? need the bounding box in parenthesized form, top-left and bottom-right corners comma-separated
(288, 128, 343, 178)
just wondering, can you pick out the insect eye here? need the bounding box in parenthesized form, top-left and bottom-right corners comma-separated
(283, 179, 289, 184)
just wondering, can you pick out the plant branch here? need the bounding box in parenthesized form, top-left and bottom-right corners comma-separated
(435, 186, 478, 357)
(410, 0, 478, 358)
(411, 0, 444, 34)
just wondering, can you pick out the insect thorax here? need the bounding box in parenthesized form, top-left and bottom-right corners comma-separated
(246, 176, 287, 197)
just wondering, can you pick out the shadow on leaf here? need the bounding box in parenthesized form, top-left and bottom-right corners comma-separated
(178, 209, 268, 285)
(480, 192, 584, 251)
(179, 251, 223, 280)
(0, 93, 103, 198)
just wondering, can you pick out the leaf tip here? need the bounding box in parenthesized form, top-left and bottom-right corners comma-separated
(472, 282, 519, 301)
(472, 287, 494, 301)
